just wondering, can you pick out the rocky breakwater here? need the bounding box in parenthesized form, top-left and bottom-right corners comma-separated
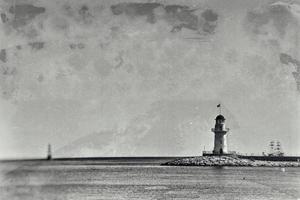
(162, 156, 300, 167)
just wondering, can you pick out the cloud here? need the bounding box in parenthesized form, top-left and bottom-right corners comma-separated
(54, 131, 115, 157)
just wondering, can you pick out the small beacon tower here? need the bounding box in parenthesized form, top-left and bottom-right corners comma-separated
(47, 144, 52, 160)
(211, 114, 229, 155)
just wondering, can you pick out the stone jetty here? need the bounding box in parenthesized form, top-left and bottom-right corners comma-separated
(162, 156, 300, 167)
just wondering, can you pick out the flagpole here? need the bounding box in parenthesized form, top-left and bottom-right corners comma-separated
(217, 103, 221, 114)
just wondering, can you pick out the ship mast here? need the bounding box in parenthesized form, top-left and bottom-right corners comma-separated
(269, 141, 275, 155)
(268, 140, 284, 156)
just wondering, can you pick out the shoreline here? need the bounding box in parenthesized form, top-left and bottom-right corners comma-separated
(1, 156, 300, 167)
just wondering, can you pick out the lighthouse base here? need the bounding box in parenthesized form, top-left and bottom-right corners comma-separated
(202, 151, 237, 156)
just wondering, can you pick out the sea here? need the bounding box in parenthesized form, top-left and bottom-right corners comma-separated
(0, 158, 299, 200)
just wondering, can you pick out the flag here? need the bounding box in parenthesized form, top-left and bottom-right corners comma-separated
(217, 104, 221, 107)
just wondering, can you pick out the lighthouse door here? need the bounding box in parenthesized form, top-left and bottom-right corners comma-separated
(220, 148, 223, 154)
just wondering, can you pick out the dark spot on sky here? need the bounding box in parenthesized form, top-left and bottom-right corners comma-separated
(246, 4, 293, 37)
(62, 4, 75, 18)
(202, 22, 217, 34)
(111, 3, 161, 24)
(69, 44, 76, 49)
(9, 4, 45, 28)
(280, 53, 293, 65)
(279, 53, 300, 92)
(247, 11, 269, 25)
(16, 45, 22, 50)
(78, 4, 93, 23)
(28, 42, 44, 50)
(79, 5, 89, 16)
(2, 91, 9, 99)
(111, 3, 161, 16)
(269, 4, 289, 14)
(111, 3, 218, 34)
(1, 84, 16, 100)
(1, 13, 8, 23)
(165, 5, 199, 31)
(25, 27, 39, 38)
(280, 53, 300, 66)
(0, 49, 7, 63)
(200, 9, 218, 33)
(69, 43, 85, 49)
(37, 74, 44, 82)
(164, 5, 189, 13)
(202, 9, 218, 22)
(268, 4, 292, 36)
(110, 4, 122, 15)
(1, 66, 16, 76)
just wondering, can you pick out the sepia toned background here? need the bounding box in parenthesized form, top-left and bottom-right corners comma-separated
(0, 0, 299, 158)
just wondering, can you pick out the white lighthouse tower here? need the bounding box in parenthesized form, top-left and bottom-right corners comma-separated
(211, 114, 229, 154)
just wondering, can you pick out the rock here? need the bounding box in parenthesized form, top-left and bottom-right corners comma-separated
(162, 156, 300, 167)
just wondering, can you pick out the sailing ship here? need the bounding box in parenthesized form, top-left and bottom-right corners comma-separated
(268, 141, 284, 156)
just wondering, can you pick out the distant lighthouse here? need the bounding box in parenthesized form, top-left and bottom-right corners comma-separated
(211, 113, 230, 155)
(47, 144, 52, 160)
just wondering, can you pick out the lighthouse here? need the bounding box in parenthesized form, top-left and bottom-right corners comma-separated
(47, 144, 52, 160)
(211, 114, 229, 154)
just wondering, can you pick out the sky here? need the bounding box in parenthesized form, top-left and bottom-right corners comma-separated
(0, 0, 299, 159)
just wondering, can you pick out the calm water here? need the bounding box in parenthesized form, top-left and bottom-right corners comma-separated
(0, 159, 299, 200)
